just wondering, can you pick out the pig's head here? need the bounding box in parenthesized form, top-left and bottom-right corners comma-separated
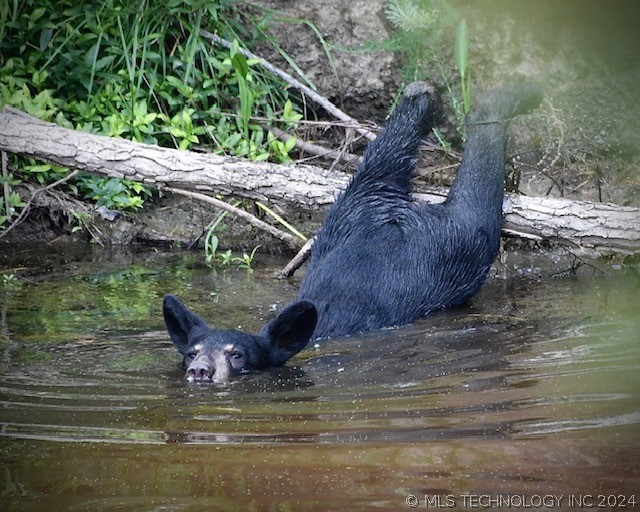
(162, 294, 317, 382)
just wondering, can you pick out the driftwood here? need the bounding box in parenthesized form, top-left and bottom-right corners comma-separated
(0, 105, 639, 256)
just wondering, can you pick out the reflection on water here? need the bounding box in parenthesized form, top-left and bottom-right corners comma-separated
(0, 244, 638, 511)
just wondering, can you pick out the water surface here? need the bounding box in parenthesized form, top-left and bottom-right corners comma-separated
(1, 245, 638, 511)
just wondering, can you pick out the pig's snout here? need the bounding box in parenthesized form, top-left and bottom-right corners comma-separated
(186, 359, 213, 382)
(185, 353, 230, 383)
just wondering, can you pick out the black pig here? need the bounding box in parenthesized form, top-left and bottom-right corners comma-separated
(163, 81, 542, 382)
(163, 296, 316, 382)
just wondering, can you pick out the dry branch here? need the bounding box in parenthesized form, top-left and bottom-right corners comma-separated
(165, 186, 299, 249)
(1, 105, 639, 255)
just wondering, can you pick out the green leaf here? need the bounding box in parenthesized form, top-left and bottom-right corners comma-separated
(231, 52, 249, 79)
(284, 136, 296, 152)
(25, 164, 53, 173)
(455, 19, 469, 78)
(229, 38, 240, 59)
(39, 28, 53, 51)
(168, 126, 186, 137)
(31, 7, 46, 24)
(93, 55, 116, 71)
(9, 191, 26, 208)
(31, 69, 48, 88)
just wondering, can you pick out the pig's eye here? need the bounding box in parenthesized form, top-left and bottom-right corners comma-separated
(185, 351, 197, 363)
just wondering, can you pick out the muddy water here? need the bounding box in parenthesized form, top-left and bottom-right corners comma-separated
(0, 245, 638, 511)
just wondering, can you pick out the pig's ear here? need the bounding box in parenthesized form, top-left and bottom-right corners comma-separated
(263, 301, 317, 366)
(162, 294, 207, 354)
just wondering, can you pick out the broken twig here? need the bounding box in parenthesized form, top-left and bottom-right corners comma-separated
(165, 187, 301, 250)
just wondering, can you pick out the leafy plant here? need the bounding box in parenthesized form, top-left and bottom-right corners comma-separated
(0, 171, 26, 228)
(0, 0, 305, 235)
(230, 40, 257, 157)
(203, 203, 261, 272)
(231, 245, 261, 272)
(79, 176, 151, 212)
(160, 108, 205, 150)
(1, 273, 22, 287)
(217, 249, 234, 267)
(204, 209, 231, 266)
(70, 210, 91, 234)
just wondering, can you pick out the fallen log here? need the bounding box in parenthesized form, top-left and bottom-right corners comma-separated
(1, 106, 639, 255)
(0, 106, 345, 210)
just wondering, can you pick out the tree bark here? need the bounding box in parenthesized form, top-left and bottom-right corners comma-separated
(1, 106, 639, 255)
(0, 106, 345, 210)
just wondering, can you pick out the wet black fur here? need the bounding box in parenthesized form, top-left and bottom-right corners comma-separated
(163, 81, 542, 380)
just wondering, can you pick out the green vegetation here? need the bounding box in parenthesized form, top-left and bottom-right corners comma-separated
(383, 0, 472, 134)
(202, 201, 265, 271)
(1, 273, 22, 287)
(79, 176, 152, 211)
(384, 0, 454, 81)
(0, 0, 304, 249)
(454, 19, 471, 116)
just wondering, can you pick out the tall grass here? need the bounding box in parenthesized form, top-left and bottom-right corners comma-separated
(0, 0, 306, 224)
